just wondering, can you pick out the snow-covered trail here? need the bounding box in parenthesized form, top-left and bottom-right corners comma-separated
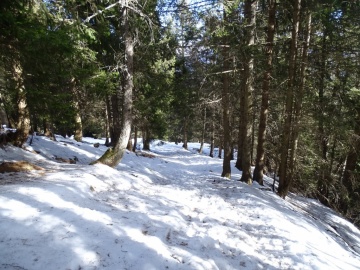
(0, 137, 360, 270)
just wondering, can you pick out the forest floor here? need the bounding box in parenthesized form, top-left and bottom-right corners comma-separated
(0, 135, 360, 270)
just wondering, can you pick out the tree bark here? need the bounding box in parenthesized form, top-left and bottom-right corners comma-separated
(218, 137, 223, 159)
(71, 78, 83, 142)
(221, 8, 232, 178)
(105, 100, 111, 146)
(93, 5, 133, 167)
(127, 137, 133, 151)
(235, 105, 244, 170)
(253, 0, 276, 185)
(12, 56, 31, 147)
(318, 30, 328, 161)
(132, 125, 138, 152)
(209, 108, 215, 157)
(143, 127, 151, 151)
(316, 24, 330, 196)
(278, 0, 302, 198)
(110, 91, 122, 146)
(240, 0, 257, 184)
(182, 116, 188, 150)
(199, 107, 206, 154)
(288, 11, 311, 185)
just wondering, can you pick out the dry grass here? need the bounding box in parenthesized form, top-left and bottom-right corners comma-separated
(0, 161, 44, 173)
(55, 157, 76, 164)
(135, 151, 156, 159)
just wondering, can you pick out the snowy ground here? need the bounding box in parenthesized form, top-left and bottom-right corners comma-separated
(0, 135, 360, 270)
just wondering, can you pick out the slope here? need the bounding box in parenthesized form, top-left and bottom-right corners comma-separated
(0, 135, 359, 270)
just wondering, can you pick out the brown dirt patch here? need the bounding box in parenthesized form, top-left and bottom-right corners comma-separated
(55, 157, 76, 164)
(0, 161, 44, 173)
(135, 151, 156, 158)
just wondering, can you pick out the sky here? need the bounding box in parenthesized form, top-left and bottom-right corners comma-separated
(0, 134, 360, 269)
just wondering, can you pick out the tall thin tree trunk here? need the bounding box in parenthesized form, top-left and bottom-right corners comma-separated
(329, 136, 337, 173)
(316, 25, 329, 195)
(43, 118, 55, 140)
(132, 125, 138, 152)
(240, 0, 257, 184)
(12, 57, 30, 147)
(110, 91, 122, 146)
(209, 108, 215, 157)
(71, 78, 83, 142)
(127, 133, 133, 151)
(253, 0, 276, 185)
(218, 135, 223, 159)
(143, 127, 151, 151)
(250, 106, 256, 165)
(221, 8, 232, 178)
(318, 31, 328, 161)
(182, 116, 188, 150)
(94, 5, 133, 167)
(105, 100, 111, 146)
(235, 105, 244, 170)
(278, 0, 302, 198)
(288, 12, 311, 183)
(73, 102, 83, 142)
(199, 107, 206, 154)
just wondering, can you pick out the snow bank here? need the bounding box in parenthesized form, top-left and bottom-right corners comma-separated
(0, 135, 359, 269)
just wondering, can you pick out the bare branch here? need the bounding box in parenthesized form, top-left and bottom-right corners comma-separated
(84, 1, 122, 23)
(84, 0, 155, 41)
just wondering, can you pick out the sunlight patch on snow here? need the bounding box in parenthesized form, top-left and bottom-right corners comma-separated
(0, 198, 38, 220)
(16, 186, 113, 225)
(72, 246, 99, 267)
(44, 169, 112, 194)
(122, 226, 174, 259)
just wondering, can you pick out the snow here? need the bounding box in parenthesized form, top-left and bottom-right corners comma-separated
(0, 135, 360, 270)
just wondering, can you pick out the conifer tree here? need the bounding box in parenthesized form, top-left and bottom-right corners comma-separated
(239, 0, 258, 184)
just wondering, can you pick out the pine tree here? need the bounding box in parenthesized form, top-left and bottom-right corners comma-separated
(253, 0, 276, 185)
(239, 0, 258, 184)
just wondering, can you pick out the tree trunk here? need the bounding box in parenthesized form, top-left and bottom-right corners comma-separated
(105, 100, 111, 146)
(221, 8, 232, 178)
(316, 24, 330, 195)
(218, 137, 223, 159)
(143, 127, 151, 151)
(235, 107, 243, 170)
(288, 11, 311, 185)
(182, 116, 188, 150)
(239, 0, 257, 184)
(93, 6, 133, 167)
(253, 0, 276, 185)
(127, 136, 133, 151)
(132, 125, 138, 152)
(250, 106, 256, 165)
(12, 57, 30, 147)
(199, 107, 206, 154)
(278, 0, 302, 198)
(110, 91, 122, 146)
(318, 30, 328, 161)
(43, 118, 56, 141)
(209, 109, 215, 157)
(71, 78, 83, 142)
(73, 107, 83, 142)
